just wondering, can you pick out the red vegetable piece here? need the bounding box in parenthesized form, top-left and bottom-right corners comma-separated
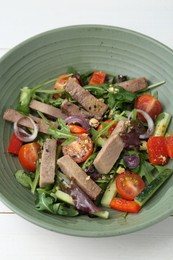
(109, 197, 141, 213)
(135, 94, 162, 122)
(97, 119, 118, 137)
(165, 136, 173, 158)
(8, 133, 23, 155)
(62, 134, 93, 163)
(18, 142, 41, 172)
(89, 71, 106, 85)
(69, 124, 88, 134)
(147, 136, 168, 165)
(116, 172, 145, 200)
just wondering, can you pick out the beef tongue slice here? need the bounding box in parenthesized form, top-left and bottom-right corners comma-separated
(57, 155, 102, 200)
(94, 134, 125, 174)
(118, 77, 148, 92)
(61, 99, 91, 119)
(39, 138, 57, 188)
(29, 99, 67, 120)
(64, 77, 108, 119)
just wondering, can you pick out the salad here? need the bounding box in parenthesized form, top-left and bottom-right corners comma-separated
(3, 67, 173, 219)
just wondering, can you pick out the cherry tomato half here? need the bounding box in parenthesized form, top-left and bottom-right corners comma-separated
(135, 94, 162, 122)
(97, 119, 118, 137)
(18, 142, 41, 172)
(62, 134, 93, 163)
(116, 172, 145, 200)
(69, 124, 88, 134)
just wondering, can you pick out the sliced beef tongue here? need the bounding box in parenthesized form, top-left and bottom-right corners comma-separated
(61, 99, 91, 119)
(29, 99, 67, 120)
(39, 138, 57, 188)
(93, 134, 125, 174)
(64, 77, 108, 119)
(118, 77, 148, 92)
(3, 108, 58, 134)
(57, 155, 102, 200)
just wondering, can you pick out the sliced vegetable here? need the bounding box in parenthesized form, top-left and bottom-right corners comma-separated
(69, 124, 88, 134)
(123, 155, 140, 169)
(147, 136, 168, 165)
(154, 112, 171, 136)
(65, 115, 90, 132)
(116, 172, 145, 200)
(135, 94, 162, 121)
(8, 133, 23, 155)
(62, 134, 93, 163)
(109, 197, 141, 213)
(130, 109, 154, 139)
(89, 71, 106, 85)
(135, 169, 172, 206)
(18, 142, 41, 172)
(101, 176, 117, 207)
(14, 116, 39, 142)
(165, 136, 173, 158)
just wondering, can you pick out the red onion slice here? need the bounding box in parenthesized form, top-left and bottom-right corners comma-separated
(128, 109, 154, 139)
(123, 155, 140, 169)
(65, 115, 90, 132)
(14, 116, 39, 142)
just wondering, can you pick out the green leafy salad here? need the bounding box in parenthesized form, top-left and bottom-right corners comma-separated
(3, 67, 173, 219)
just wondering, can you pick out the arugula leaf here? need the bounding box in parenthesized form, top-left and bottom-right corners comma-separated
(35, 189, 79, 216)
(17, 78, 57, 115)
(52, 203, 79, 216)
(15, 162, 40, 194)
(38, 112, 77, 145)
(48, 118, 77, 145)
(91, 112, 125, 145)
(35, 190, 55, 213)
(31, 161, 40, 194)
(139, 161, 155, 184)
(107, 86, 136, 110)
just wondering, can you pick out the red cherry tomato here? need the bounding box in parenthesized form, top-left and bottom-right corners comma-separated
(18, 142, 41, 172)
(116, 172, 145, 200)
(135, 94, 162, 121)
(68, 124, 88, 134)
(62, 134, 93, 163)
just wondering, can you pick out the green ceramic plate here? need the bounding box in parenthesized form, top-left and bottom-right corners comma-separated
(1, 25, 173, 237)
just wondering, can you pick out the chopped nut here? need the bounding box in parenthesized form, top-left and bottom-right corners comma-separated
(89, 118, 99, 128)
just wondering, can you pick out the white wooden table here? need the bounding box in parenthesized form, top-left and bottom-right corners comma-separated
(1, 1, 173, 259)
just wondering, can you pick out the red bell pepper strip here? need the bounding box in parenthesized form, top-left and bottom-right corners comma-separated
(89, 71, 106, 85)
(8, 133, 23, 155)
(109, 197, 141, 213)
(147, 136, 168, 165)
(165, 136, 173, 158)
